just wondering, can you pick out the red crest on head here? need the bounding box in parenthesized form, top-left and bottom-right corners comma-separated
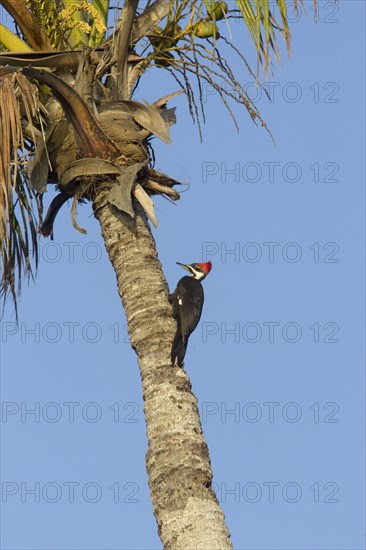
(198, 261, 212, 275)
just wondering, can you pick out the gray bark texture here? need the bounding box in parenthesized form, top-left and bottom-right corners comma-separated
(93, 191, 232, 549)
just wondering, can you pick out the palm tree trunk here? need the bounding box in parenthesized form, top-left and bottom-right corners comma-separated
(93, 190, 232, 549)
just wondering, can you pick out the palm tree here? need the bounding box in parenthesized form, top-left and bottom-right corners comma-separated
(0, 1, 316, 547)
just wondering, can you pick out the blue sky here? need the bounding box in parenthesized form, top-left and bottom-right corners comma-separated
(0, 1, 365, 549)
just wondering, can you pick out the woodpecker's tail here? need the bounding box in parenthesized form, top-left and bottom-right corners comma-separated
(171, 330, 188, 368)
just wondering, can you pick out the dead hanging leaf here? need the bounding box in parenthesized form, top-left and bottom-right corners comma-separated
(39, 191, 71, 238)
(71, 196, 87, 235)
(26, 123, 51, 193)
(59, 158, 121, 190)
(0, 69, 44, 316)
(160, 107, 176, 127)
(144, 179, 180, 200)
(107, 176, 135, 218)
(153, 90, 183, 110)
(116, 100, 172, 143)
(133, 184, 158, 228)
(26, 98, 63, 193)
(98, 103, 151, 143)
(28, 147, 49, 193)
(107, 162, 146, 218)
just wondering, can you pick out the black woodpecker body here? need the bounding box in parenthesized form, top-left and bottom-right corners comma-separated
(171, 261, 212, 367)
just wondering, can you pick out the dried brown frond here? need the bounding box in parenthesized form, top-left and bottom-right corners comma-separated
(0, 70, 44, 318)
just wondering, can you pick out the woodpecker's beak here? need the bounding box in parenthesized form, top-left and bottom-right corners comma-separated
(176, 262, 191, 272)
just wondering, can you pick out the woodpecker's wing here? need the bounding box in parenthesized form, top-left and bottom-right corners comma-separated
(176, 276, 204, 344)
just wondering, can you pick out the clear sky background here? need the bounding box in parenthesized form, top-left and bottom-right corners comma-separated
(0, 1, 365, 549)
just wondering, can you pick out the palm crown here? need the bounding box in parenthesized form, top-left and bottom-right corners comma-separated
(0, 0, 312, 315)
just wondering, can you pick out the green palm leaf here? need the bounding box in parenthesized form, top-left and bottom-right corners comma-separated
(236, 0, 302, 72)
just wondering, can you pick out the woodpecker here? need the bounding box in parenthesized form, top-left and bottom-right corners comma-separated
(170, 261, 212, 367)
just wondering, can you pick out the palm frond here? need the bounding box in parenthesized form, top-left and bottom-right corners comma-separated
(236, 0, 300, 73)
(0, 69, 44, 317)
